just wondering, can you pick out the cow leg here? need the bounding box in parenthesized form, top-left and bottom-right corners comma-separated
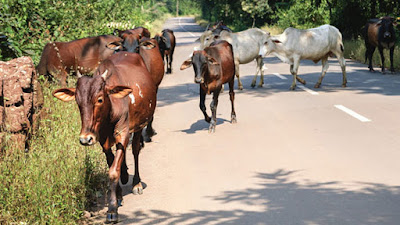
(103, 148, 124, 206)
(289, 61, 300, 90)
(378, 46, 385, 74)
(290, 64, 306, 85)
(337, 55, 347, 87)
(251, 56, 264, 88)
(168, 53, 173, 74)
(166, 52, 171, 74)
(229, 78, 237, 124)
(143, 116, 156, 143)
(106, 141, 127, 223)
(315, 57, 329, 88)
(200, 86, 211, 123)
(367, 45, 376, 72)
(131, 131, 144, 195)
(390, 46, 395, 73)
(209, 89, 220, 133)
(235, 60, 243, 90)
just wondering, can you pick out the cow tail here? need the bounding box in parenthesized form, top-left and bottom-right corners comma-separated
(36, 43, 51, 76)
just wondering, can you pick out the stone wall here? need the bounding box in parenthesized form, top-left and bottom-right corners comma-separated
(0, 57, 43, 152)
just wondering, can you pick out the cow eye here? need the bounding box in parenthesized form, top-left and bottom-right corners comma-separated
(97, 97, 103, 104)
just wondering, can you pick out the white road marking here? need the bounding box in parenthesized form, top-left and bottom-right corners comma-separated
(298, 84, 319, 95)
(178, 17, 197, 37)
(334, 105, 371, 122)
(272, 73, 287, 80)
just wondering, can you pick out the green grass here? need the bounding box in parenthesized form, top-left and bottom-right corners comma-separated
(343, 37, 400, 72)
(0, 77, 108, 224)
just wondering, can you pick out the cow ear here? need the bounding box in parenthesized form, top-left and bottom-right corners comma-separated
(180, 58, 193, 70)
(272, 39, 281, 44)
(106, 41, 123, 51)
(139, 40, 156, 50)
(53, 88, 76, 102)
(206, 56, 219, 65)
(107, 86, 133, 98)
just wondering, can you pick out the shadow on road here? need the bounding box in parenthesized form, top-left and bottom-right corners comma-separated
(180, 118, 229, 134)
(119, 169, 400, 225)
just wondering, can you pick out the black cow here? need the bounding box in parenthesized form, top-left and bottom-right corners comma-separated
(363, 16, 397, 73)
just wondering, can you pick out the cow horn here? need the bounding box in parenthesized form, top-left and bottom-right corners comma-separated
(77, 70, 83, 78)
(205, 23, 210, 31)
(101, 70, 108, 80)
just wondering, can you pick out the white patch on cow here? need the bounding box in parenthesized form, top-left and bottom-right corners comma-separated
(129, 93, 135, 104)
(149, 103, 152, 108)
(136, 83, 143, 98)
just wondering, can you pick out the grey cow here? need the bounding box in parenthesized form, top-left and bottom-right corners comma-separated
(200, 28, 270, 90)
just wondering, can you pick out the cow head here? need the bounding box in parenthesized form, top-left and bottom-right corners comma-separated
(120, 31, 142, 53)
(53, 70, 132, 146)
(377, 16, 397, 40)
(260, 37, 280, 57)
(199, 30, 214, 49)
(180, 50, 219, 83)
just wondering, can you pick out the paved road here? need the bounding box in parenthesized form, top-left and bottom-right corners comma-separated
(115, 17, 400, 224)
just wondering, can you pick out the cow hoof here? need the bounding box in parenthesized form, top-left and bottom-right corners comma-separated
(289, 86, 296, 90)
(132, 183, 144, 195)
(314, 84, 321, 88)
(117, 199, 124, 207)
(143, 134, 152, 143)
(231, 116, 237, 124)
(238, 86, 244, 90)
(106, 212, 118, 223)
(208, 125, 216, 133)
(258, 84, 263, 88)
(251, 83, 256, 88)
(342, 84, 347, 88)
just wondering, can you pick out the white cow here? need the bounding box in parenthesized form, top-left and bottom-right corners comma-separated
(200, 28, 270, 90)
(259, 24, 347, 90)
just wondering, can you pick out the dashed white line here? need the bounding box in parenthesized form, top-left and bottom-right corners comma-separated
(178, 17, 197, 37)
(298, 84, 319, 95)
(334, 105, 371, 122)
(272, 73, 287, 80)
(272, 73, 319, 95)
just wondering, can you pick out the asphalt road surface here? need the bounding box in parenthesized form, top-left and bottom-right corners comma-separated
(102, 17, 400, 225)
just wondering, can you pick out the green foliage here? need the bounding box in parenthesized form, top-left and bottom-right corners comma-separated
(0, 78, 108, 224)
(0, 0, 171, 63)
(274, 0, 330, 29)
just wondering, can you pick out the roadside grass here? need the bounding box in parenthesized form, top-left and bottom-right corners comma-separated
(0, 77, 108, 224)
(343, 37, 400, 72)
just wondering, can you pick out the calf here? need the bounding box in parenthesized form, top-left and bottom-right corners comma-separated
(200, 28, 270, 90)
(180, 40, 236, 133)
(53, 52, 157, 223)
(260, 24, 347, 90)
(363, 16, 397, 73)
(36, 35, 122, 86)
(114, 27, 151, 53)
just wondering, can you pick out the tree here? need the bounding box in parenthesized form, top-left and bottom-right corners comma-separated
(241, 0, 271, 27)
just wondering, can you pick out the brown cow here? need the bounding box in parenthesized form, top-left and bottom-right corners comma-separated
(363, 16, 397, 73)
(180, 40, 236, 133)
(160, 29, 176, 74)
(114, 27, 151, 53)
(36, 35, 122, 86)
(52, 52, 157, 223)
(137, 37, 165, 142)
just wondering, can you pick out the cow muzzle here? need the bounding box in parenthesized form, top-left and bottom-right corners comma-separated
(79, 133, 97, 146)
(195, 77, 204, 84)
(384, 32, 392, 38)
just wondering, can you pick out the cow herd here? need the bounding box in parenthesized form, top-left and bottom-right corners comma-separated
(35, 17, 397, 223)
